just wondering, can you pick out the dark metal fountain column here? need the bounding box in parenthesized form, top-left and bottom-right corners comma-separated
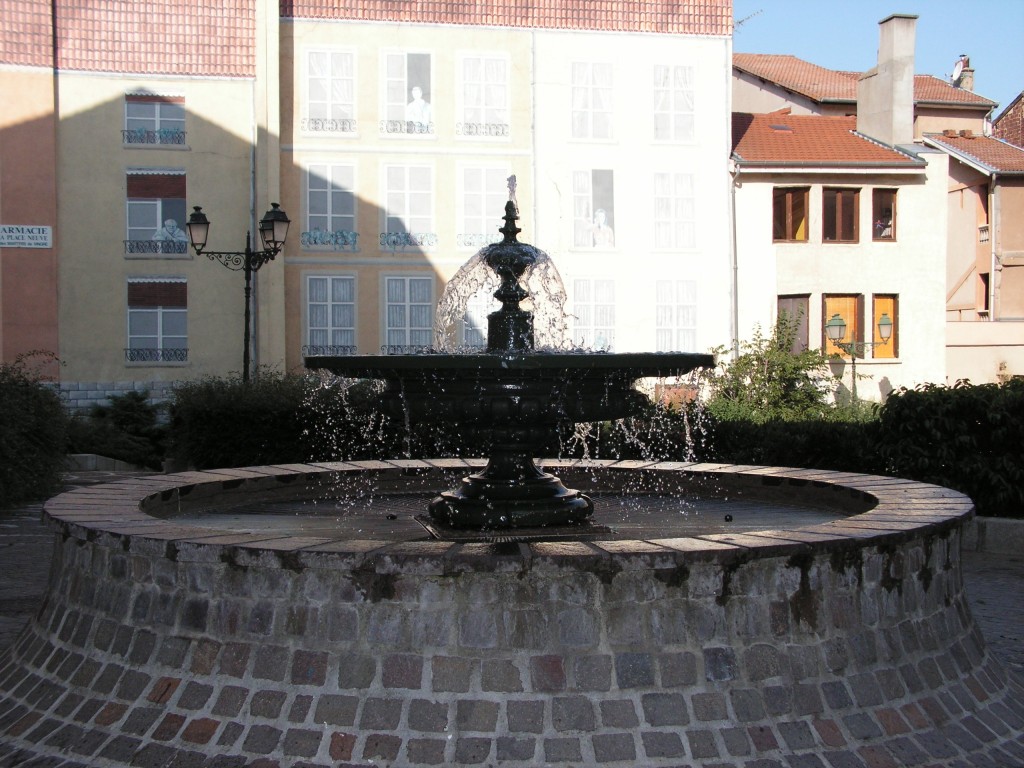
(427, 201, 594, 529)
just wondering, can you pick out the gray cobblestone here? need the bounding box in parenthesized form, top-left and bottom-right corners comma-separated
(552, 695, 596, 732)
(456, 699, 499, 731)
(592, 732, 636, 762)
(507, 699, 545, 733)
(600, 699, 639, 728)
(643, 730, 686, 758)
(544, 737, 581, 762)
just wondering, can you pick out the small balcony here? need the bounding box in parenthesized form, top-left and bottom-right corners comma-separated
(379, 232, 438, 251)
(122, 128, 187, 146)
(125, 348, 188, 363)
(979, 224, 990, 243)
(124, 240, 189, 255)
(300, 229, 359, 251)
(300, 117, 357, 134)
(301, 345, 358, 357)
(379, 120, 435, 136)
(455, 122, 510, 138)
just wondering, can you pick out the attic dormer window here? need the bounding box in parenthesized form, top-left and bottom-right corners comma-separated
(770, 124, 792, 132)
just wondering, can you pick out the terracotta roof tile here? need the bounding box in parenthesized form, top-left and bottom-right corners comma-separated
(734, 53, 996, 109)
(732, 112, 924, 168)
(1, 0, 255, 76)
(924, 132, 1024, 174)
(0, 0, 53, 68)
(281, 0, 732, 35)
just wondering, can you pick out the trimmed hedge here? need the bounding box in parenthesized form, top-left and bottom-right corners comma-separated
(168, 372, 1023, 517)
(169, 371, 409, 470)
(67, 390, 167, 470)
(0, 356, 68, 507)
(877, 379, 1024, 517)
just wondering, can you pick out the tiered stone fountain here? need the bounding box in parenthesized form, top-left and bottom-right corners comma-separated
(1, 205, 1022, 767)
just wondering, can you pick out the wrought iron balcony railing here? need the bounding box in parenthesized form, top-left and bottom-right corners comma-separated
(122, 128, 187, 145)
(302, 345, 358, 357)
(456, 233, 503, 248)
(455, 122, 510, 137)
(300, 118, 357, 133)
(379, 232, 438, 250)
(125, 348, 188, 363)
(300, 230, 359, 250)
(382, 344, 435, 355)
(379, 120, 435, 135)
(124, 239, 189, 255)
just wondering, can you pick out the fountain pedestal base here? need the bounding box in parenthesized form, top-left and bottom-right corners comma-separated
(427, 452, 593, 529)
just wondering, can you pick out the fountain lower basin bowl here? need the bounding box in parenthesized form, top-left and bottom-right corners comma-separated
(1, 460, 1019, 767)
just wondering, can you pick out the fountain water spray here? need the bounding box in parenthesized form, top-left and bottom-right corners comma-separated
(305, 203, 714, 530)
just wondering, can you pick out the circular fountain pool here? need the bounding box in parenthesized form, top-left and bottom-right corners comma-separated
(2, 459, 1021, 767)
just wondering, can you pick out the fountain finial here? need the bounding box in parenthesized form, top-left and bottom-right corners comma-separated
(498, 199, 522, 244)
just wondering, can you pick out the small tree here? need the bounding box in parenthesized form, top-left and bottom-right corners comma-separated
(0, 351, 68, 506)
(706, 314, 837, 422)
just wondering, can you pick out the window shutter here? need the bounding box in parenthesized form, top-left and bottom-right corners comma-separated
(127, 173, 186, 198)
(128, 281, 187, 307)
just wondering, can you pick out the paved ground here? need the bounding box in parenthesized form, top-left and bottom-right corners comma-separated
(2, 471, 1023, 672)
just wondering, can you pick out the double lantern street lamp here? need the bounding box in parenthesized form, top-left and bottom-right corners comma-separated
(186, 204, 290, 383)
(824, 312, 893, 404)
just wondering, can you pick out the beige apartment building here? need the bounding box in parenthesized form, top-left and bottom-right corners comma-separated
(0, 0, 733, 408)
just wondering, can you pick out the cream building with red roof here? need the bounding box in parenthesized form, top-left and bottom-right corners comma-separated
(1, 0, 734, 408)
(731, 13, 1024, 389)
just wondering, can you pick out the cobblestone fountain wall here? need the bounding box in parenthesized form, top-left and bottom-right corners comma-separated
(1, 462, 1023, 767)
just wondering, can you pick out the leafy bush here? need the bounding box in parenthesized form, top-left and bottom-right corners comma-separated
(67, 390, 167, 470)
(0, 352, 68, 506)
(169, 370, 409, 469)
(877, 379, 1024, 516)
(705, 315, 838, 422)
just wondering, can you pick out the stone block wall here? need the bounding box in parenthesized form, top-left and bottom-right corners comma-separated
(1, 463, 1023, 767)
(56, 380, 175, 413)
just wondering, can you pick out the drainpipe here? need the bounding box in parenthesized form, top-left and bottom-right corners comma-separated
(249, 81, 259, 376)
(989, 182, 997, 319)
(728, 157, 740, 361)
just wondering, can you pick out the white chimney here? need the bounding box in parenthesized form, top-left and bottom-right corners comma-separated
(857, 13, 917, 146)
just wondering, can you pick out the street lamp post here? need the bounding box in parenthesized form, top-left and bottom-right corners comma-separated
(186, 204, 290, 383)
(824, 312, 893, 404)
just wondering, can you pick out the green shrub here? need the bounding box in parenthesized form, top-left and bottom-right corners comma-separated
(67, 390, 167, 470)
(169, 370, 409, 469)
(877, 379, 1024, 516)
(0, 352, 68, 506)
(706, 315, 838, 423)
(170, 371, 309, 469)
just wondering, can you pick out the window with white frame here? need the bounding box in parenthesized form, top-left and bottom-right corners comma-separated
(124, 95, 185, 145)
(303, 164, 358, 250)
(126, 279, 187, 362)
(655, 280, 697, 352)
(458, 55, 509, 137)
(307, 276, 356, 352)
(458, 166, 509, 248)
(382, 165, 434, 249)
(653, 172, 695, 249)
(385, 276, 434, 349)
(572, 170, 615, 248)
(125, 171, 187, 256)
(572, 278, 615, 351)
(305, 50, 356, 133)
(571, 62, 613, 140)
(653, 65, 695, 141)
(382, 52, 434, 135)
